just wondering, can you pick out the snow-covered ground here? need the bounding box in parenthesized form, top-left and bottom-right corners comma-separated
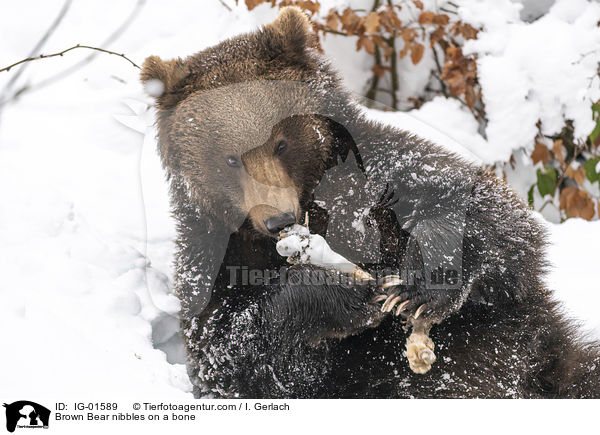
(0, 0, 598, 397)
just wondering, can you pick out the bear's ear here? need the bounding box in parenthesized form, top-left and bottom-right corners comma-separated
(140, 55, 189, 97)
(266, 7, 317, 59)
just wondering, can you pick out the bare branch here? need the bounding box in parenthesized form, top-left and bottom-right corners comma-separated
(439, 7, 457, 15)
(39, 0, 146, 76)
(0, 44, 140, 73)
(218, 0, 233, 11)
(0, 0, 145, 107)
(1, 0, 72, 97)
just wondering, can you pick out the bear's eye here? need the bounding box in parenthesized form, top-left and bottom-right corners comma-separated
(226, 155, 241, 168)
(275, 139, 288, 156)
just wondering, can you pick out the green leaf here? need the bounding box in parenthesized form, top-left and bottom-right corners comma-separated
(583, 157, 600, 183)
(590, 122, 600, 145)
(591, 101, 600, 145)
(536, 167, 558, 197)
(527, 184, 535, 207)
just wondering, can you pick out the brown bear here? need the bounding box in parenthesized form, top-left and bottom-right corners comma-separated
(141, 7, 600, 398)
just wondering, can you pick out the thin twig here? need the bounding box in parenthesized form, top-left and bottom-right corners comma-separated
(0, 44, 140, 73)
(366, 45, 382, 104)
(322, 28, 348, 37)
(218, 0, 232, 11)
(0, 0, 145, 107)
(537, 198, 555, 213)
(439, 7, 457, 15)
(387, 36, 399, 109)
(445, 90, 486, 123)
(553, 141, 584, 197)
(386, 0, 399, 109)
(431, 45, 448, 97)
(571, 49, 599, 65)
(1, 0, 72, 97)
(365, 0, 382, 104)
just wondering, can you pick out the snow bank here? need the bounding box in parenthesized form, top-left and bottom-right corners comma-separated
(546, 218, 600, 339)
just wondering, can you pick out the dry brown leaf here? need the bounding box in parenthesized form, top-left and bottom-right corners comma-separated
(410, 43, 425, 65)
(432, 14, 450, 26)
(364, 11, 380, 34)
(413, 0, 424, 10)
(531, 142, 550, 165)
(297, 0, 320, 14)
(372, 64, 391, 78)
(372, 35, 394, 59)
(451, 22, 479, 39)
(399, 43, 409, 58)
(565, 165, 586, 186)
(371, 34, 386, 48)
(245, 0, 267, 10)
(465, 86, 478, 109)
(461, 23, 479, 39)
(441, 46, 477, 98)
(430, 26, 446, 47)
(379, 6, 402, 33)
(552, 139, 565, 166)
(442, 67, 468, 96)
(559, 187, 595, 220)
(340, 8, 360, 33)
(326, 11, 340, 31)
(357, 35, 375, 55)
(401, 27, 417, 43)
(418, 11, 435, 25)
(399, 28, 417, 58)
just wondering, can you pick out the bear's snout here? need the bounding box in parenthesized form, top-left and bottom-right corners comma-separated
(264, 212, 296, 234)
(241, 154, 300, 236)
(248, 203, 299, 236)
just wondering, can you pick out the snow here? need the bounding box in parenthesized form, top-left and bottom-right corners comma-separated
(546, 218, 600, 339)
(459, 0, 600, 164)
(0, 0, 598, 397)
(363, 99, 483, 163)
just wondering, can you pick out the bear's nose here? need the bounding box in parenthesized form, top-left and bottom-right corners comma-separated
(264, 212, 296, 234)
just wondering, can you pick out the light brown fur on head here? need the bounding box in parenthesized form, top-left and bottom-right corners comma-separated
(140, 56, 189, 97)
(140, 7, 335, 236)
(140, 7, 318, 110)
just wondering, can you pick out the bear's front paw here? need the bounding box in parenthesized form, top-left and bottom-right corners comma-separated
(373, 277, 461, 324)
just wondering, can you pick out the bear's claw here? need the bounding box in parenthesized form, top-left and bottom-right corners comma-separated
(414, 304, 427, 319)
(375, 282, 455, 322)
(381, 294, 403, 313)
(371, 294, 389, 303)
(395, 300, 410, 316)
(380, 275, 402, 289)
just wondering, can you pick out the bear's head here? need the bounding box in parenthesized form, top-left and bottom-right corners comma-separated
(141, 7, 348, 236)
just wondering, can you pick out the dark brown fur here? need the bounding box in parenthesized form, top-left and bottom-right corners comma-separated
(142, 7, 600, 398)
